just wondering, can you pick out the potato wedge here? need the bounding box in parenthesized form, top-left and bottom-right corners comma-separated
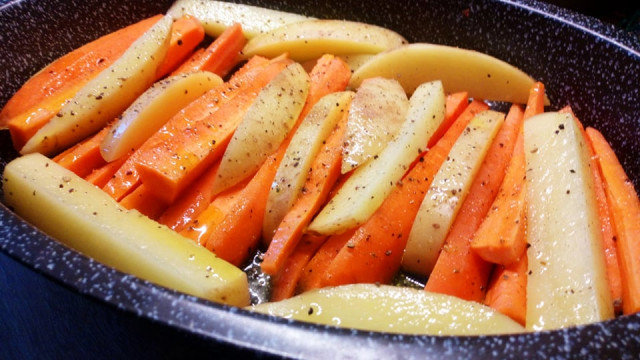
(212, 62, 310, 194)
(2, 154, 249, 306)
(341, 77, 409, 173)
(167, 0, 311, 39)
(524, 112, 613, 330)
(403, 110, 505, 275)
(242, 19, 407, 62)
(250, 284, 524, 335)
(338, 54, 374, 73)
(100, 71, 222, 162)
(350, 43, 548, 105)
(263, 91, 354, 242)
(21, 16, 173, 156)
(308, 81, 445, 235)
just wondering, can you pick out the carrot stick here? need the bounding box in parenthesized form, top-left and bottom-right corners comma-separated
(84, 155, 128, 188)
(484, 254, 528, 326)
(270, 234, 327, 301)
(297, 230, 356, 292)
(560, 106, 623, 313)
(134, 56, 290, 203)
(156, 15, 205, 78)
(0, 15, 163, 128)
(172, 23, 246, 77)
(424, 104, 524, 301)
(523, 82, 545, 120)
(157, 161, 221, 232)
(7, 83, 84, 150)
(470, 131, 527, 265)
(119, 184, 168, 220)
(53, 126, 109, 178)
(312, 100, 488, 289)
(101, 56, 271, 202)
(261, 111, 348, 275)
(586, 127, 638, 314)
(428, 92, 469, 148)
(201, 155, 280, 265)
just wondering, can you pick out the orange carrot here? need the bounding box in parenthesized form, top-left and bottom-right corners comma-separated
(84, 155, 128, 188)
(428, 92, 469, 148)
(155, 15, 205, 78)
(101, 56, 271, 202)
(270, 234, 327, 301)
(53, 126, 109, 178)
(134, 56, 290, 203)
(157, 161, 221, 232)
(586, 127, 639, 315)
(172, 23, 246, 77)
(297, 230, 356, 292)
(470, 131, 527, 265)
(312, 100, 488, 289)
(201, 155, 280, 265)
(523, 82, 545, 119)
(119, 184, 168, 220)
(7, 83, 84, 150)
(178, 178, 246, 246)
(261, 110, 348, 275)
(425, 104, 524, 302)
(560, 106, 623, 312)
(484, 255, 528, 326)
(0, 15, 163, 128)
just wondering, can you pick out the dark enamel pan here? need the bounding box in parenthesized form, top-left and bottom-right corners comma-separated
(1, 0, 639, 357)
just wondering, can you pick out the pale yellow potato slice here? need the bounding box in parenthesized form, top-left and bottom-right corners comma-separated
(212, 62, 310, 194)
(100, 71, 222, 162)
(242, 19, 407, 62)
(2, 154, 249, 306)
(402, 110, 505, 275)
(21, 16, 173, 156)
(250, 284, 524, 335)
(350, 43, 548, 105)
(338, 54, 375, 73)
(308, 81, 445, 235)
(341, 77, 409, 174)
(524, 112, 613, 330)
(262, 91, 354, 242)
(167, 0, 311, 39)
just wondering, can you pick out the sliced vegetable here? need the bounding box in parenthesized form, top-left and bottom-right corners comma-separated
(172, 23, 247, 77)
(340, 77, 409, 174)
(21, 16, 173, 155)
(212, 62, 310, 194)
(167, 0, 311, 38)
(155, 15, 205, 78)
(119, 184, 168, 220)
(350, 43, 547, 104)
(242, 19, 407, 61)
(100, 71, 222, 162)
(54, 126, 109, 178)
(524, 112, 613, 330)
(263, 91, 354, 242)
(484, 255, 528, 326)
(586, 127, 640, 315)
(308, 80, 445, 235)
(403, 110, 505, 275)
(251, 284, 524, 335)
(3, 154, 249, 306)
(470, 132, 527, 265)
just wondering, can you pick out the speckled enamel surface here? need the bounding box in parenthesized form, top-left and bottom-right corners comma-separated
(0, 0, 639, 358)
